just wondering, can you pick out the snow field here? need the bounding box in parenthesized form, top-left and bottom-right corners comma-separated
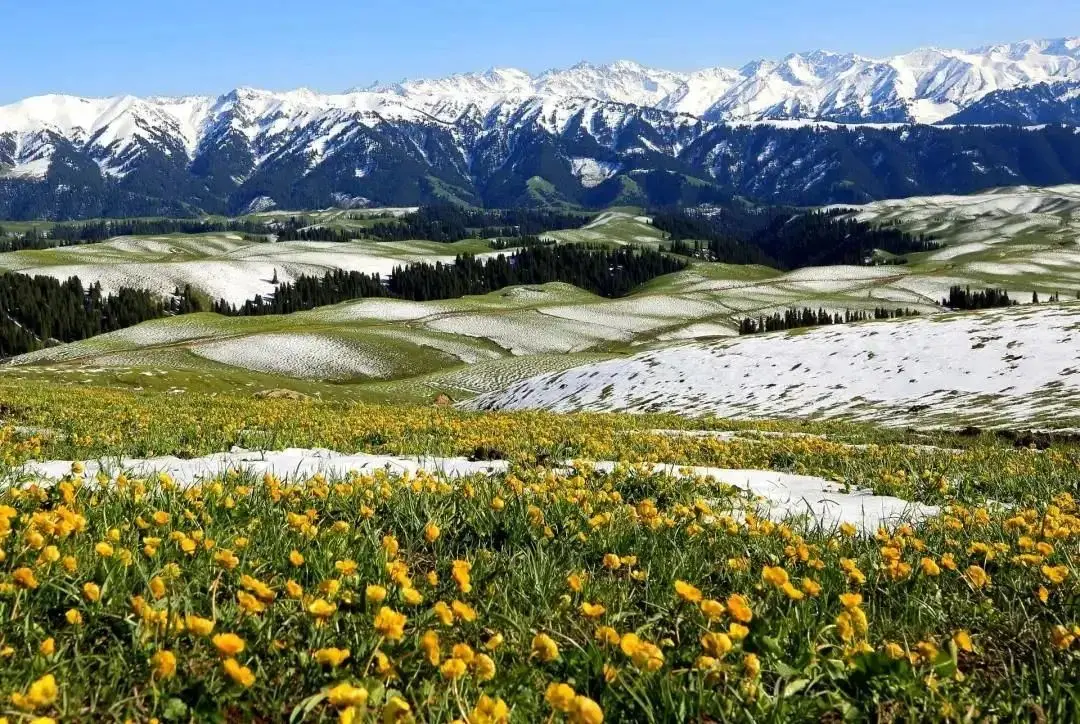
(656, 322, 738, 341)
(539, 295, 727, 335)
(0, 237, 463, 305)
(364, 327, 504, 365)
(425, 311, 630, 355)
(414, 354, 617, 396)
(191, 333, 394, 380)
(467, 304, 1080, 426)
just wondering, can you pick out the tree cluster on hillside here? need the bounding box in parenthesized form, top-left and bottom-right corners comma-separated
(654, 207, 940, 270)
(941, 286, 1017, 310)
(0, 273, 204, 357)
(488, 235, 556, 250)
(214, 246, 686, 316)
(369, 206, 592, 241)
(737, 307, 921, 335)
(271, 206, 589, 243)
(0, 219, 271, 252)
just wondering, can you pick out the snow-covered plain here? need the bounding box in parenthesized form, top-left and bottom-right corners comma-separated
(18, 449, 936, 531)
(467, 305, 1080, 427)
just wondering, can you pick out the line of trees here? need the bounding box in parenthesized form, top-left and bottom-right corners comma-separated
(275, 206, 592, 243)
(367, 206, 592, 242)
(941, 286, 1016, 310)
(654, 207, 940, 270)
(488, 235, 555, 250)
(737, 306, 921, 335)
(213, 246, 687, 316)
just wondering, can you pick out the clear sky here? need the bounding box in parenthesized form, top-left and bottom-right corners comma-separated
(3, 0, 1078, 103)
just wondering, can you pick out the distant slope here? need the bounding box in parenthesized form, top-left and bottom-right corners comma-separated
(944, 81, 1080, 125)
(6, 119, 1080, 218)
(467, 304, 1080, 428)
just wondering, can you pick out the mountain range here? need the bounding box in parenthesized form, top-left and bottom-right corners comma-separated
(3, 37, 1080, 219)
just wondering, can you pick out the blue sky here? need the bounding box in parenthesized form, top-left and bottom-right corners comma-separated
(3, 0, 1078, 103)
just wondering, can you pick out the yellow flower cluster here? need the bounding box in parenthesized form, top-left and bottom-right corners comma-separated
(0, 380, 1077, 721)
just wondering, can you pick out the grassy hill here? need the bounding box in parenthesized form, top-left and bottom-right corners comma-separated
(4, 188, 1080, 423)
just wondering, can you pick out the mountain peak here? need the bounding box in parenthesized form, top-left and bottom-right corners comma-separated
(3, 34, 1080, 194)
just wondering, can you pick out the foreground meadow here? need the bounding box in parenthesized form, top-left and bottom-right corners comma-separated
(0, 380, 1076, 722)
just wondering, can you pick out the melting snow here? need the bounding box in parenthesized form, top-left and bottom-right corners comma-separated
(468, 304, 1080, 426)
(192, 333, 391, 380)
(17, 449, 935, 531)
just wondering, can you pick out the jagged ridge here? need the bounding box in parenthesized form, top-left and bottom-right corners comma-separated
(2, 37, 1080, 218)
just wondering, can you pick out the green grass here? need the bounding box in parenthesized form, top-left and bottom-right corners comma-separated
(7, 188, 1080, 417)
(0, 379, 1077, 722)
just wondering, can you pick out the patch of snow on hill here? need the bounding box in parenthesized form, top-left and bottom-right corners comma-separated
(426, 311, 628, 355)
(467, 305, 1080, 426)
(193, 334, 391, 380)
(570, 158, 620, 188)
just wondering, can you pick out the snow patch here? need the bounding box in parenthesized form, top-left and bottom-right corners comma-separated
(17, 449, 936, 530)
(468, 304, 1080, 426)
(244, 196, 277, 213)
(192, 333, 392, 380)
(570, 157, 620, 188)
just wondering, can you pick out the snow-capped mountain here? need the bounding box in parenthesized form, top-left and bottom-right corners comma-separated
(3, 36, 1080, 219)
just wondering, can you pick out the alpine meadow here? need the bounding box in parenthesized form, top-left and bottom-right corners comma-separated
(0, 11, 1079, 723)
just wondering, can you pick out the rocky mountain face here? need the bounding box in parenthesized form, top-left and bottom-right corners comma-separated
(3, 38, 1080, 219)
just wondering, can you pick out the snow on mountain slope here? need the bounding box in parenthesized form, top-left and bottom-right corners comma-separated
(536, 60, 689, 107)
(4, 36, 1080, 214)
(466, 304, 1080, 427)
(2, 35, 1078, 182)
(657, 67, 744, 116)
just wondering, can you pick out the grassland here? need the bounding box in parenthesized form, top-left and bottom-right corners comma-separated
(0, 378, 1077, 722)
(5, 186, 1080, 423)
(1, 190, 1079, 722)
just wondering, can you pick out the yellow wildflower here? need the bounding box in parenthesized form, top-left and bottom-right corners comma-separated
(439, 657, 467, 680)
(580, 601, 606, 618)
(373, 606, 407, 640)
(185, 615, 215, 636)
(420, 630, 441, 665)
(546, 682, 577, 712)
(382, 696, 412, 723)
(13, 567, 39, 590)
(674, 579, 703, 603)
(314, 648, 351, 667)
(151, 650, 177, 680)
(531, 632, 560, 662)
(212, 633, 245, 657)
(965, 565, 991, 590)
(452, 599, 477, 622)
(326, 682, 369, 708)
(366, 584, 388, 604)
(727, 594, 753, 623)
(223, 658, 255, 687)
